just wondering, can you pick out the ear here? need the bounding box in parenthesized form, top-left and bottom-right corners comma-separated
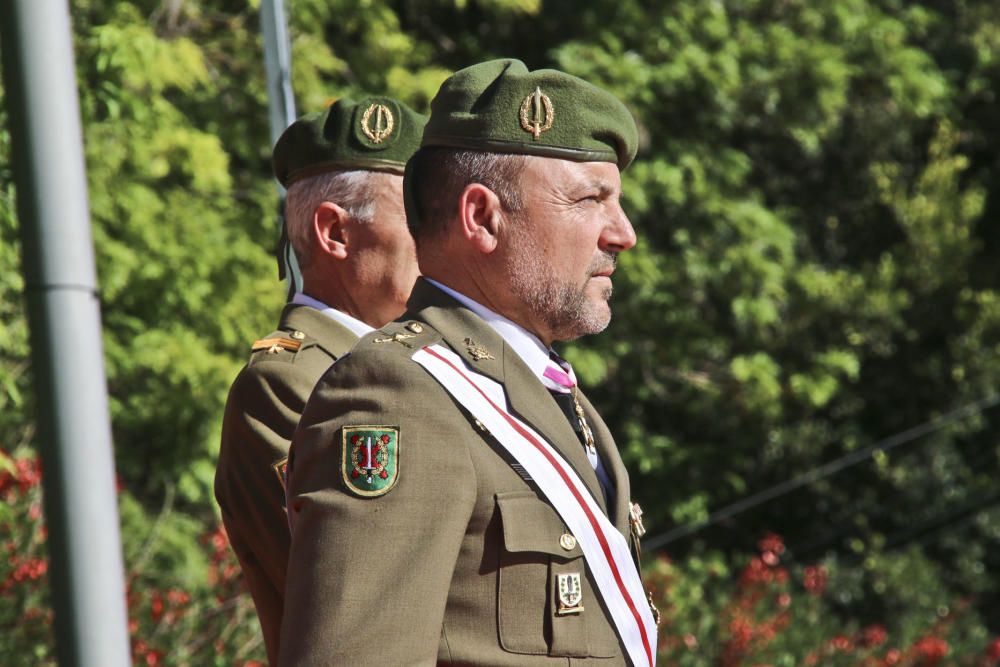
(457, 183, 503, 254)
(312, 201, 351, 260)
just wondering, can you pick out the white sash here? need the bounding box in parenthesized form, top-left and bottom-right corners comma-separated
(412, 344, 657, 667)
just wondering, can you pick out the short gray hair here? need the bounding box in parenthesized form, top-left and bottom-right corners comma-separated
(284, 170, 391, 269)
(406, 148, 526, 245)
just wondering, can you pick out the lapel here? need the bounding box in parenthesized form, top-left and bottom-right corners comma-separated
(575, 390, 631, 538)
(278, 303, 360, 360)
(406, 280, 610, 515)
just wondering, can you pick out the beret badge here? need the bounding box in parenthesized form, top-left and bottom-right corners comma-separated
(360, 102, 396, 145)
(519, 86, 554, 140)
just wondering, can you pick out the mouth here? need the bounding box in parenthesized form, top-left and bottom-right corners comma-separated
(588, 252, 618, 279)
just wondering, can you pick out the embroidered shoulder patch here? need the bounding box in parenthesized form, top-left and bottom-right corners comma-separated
(341, 426, 400, 497)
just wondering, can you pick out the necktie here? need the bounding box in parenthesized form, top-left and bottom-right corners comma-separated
(543, 352, 615, 502)
(543, 353, 596, 458)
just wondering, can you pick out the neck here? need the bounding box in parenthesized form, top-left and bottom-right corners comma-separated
(421, 261, 553, 346)
(301, 280, 386, 329)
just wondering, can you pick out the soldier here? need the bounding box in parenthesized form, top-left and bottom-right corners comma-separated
(215, 96, 427, 666)
(281, 60, 657, 666)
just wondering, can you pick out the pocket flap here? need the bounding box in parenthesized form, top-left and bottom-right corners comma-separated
(496, 492, 583, 558)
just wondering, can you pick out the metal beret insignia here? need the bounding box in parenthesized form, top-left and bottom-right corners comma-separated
(519, 86, 554, 140)
(360, 102, 395, 144)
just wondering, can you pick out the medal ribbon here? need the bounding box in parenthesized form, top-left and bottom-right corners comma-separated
(413, 344, 657, 667)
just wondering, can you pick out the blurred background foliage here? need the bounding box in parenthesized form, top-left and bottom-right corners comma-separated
(2, 0, 1000, 663)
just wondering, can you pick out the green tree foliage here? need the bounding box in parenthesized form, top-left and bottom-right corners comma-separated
(2, 0, 1000, 662)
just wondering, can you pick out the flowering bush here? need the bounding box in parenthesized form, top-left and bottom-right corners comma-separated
(3, 444, 998, 666)
(0, 448, 266, 666)
(648, 533, 1000, 665)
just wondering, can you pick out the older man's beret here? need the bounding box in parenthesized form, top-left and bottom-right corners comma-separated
(272, 96, 427, 187)
(420, 59, 637, 170)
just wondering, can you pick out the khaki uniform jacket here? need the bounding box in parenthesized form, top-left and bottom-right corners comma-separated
(281, 280, 635, 666)
(216, 303, 359, 666)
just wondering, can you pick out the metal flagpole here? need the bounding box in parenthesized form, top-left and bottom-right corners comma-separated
(260, 0, 300, 295)
(0, 1, 131, 665)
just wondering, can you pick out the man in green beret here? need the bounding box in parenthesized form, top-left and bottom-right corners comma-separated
(215, 95, 427, 666)
(281, 60, 658, 666)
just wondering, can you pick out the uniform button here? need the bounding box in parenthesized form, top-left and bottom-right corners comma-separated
(406, 322, 424, 333)
(290, 330, 306, 340)
(559, 533, 577, 551)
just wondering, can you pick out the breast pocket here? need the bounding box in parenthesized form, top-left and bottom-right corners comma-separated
(495, 491, 620, 658)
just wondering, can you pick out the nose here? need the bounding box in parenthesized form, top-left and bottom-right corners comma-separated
(600, 204, 636, 253)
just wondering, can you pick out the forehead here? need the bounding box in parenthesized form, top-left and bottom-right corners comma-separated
(521, 156, 622, 194)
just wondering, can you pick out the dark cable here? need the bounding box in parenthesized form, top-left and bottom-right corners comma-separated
(642, 392, 1000, 551)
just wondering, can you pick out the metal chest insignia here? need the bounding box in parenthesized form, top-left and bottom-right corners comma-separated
(341, 426, 400, 497)
(556, 572, 584, 615)
(629, 502, 646, 539)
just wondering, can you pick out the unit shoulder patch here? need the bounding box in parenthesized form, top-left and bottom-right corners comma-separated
(341, 426, 400, 497)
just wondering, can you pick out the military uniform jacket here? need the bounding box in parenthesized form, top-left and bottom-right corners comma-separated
(216, 303, 360, 666)
(280, 280, 635, 666)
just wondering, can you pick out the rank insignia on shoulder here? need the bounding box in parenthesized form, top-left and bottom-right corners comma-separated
(272, 456, 289, 495)
(251, 337, 302, 354)
(341, 426, 400, 497)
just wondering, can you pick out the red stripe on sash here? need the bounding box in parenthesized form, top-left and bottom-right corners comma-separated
(423, 346, 653, 667)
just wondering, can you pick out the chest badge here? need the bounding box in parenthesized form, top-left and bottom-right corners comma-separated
(341, 426, 400, 497)
(555, 572, 584, 615)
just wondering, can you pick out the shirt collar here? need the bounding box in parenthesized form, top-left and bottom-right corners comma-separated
(425, 278, 553, 382)
(291, 292, 374, 338)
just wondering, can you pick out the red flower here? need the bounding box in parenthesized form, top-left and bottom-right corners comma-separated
(830, 635, 853, 651)
(758, 532, 785, 554)
(913, 636, 948, 663)
(861, 624, 888, 648)
(803, 565, 828, 595)
(986, 637, 1000, 662)
(150, 595, 164, 621)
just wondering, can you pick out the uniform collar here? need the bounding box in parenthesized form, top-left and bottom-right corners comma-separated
(424, 278, 553, 386)
(292, 292, 374, 338)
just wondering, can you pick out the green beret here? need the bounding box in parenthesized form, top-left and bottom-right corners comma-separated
(420, 59, 637, 170)
(273, 96, 428, 187)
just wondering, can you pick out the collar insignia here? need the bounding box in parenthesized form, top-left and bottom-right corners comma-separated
(373, 332, 416, 348)
(464, 337, 495, 361)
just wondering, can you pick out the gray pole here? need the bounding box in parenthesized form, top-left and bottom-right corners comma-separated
(0, 2, 132, 666)
(260, 0, 301, 293)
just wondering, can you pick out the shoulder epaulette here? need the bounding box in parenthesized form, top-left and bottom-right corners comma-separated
(250, 337, 303, 354)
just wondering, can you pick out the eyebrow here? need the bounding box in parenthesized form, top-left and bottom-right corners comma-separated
(572, 180, 617, 198)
